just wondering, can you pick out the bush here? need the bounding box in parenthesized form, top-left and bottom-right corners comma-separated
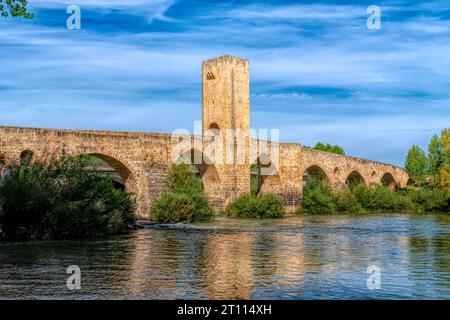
(407, 187, 448, 212)
(298, 178, 416, 214)
(0, 159, 135, 240)
(351, 184, 375, 210)
(300, 177, 336, 214)
(151, 192, 212, 223)
(150, 164, 213, 223)
(334, 189, 362, 213)
(371, 185, 413, 211)
(224, 193, 285, 219)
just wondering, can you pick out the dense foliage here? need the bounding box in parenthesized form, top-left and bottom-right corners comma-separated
(150, 164, 213, 223)
(403, 129, 449, 211)
(224, 193, 285, 219)
(301, 177, 336, 213)
(0, 158, 135, 240)
(299, 177, 448, 214)
(0, 0, 33, 18)
(313, 142, 345, 155)
(405, 145, 429, 186)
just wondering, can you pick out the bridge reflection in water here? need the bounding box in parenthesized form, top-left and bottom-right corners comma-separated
(0, 214, 448, 300)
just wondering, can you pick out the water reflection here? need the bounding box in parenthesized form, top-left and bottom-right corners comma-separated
(0, 214, 448, 299)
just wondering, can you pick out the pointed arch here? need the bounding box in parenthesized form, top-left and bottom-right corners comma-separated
(381, 172, 397, 189)
(303, 165, 330, 187)
(20, 150, 34, 166)
(345, 170, 366, 186)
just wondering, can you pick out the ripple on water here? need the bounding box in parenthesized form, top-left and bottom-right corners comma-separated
(0, 213, 449, 299)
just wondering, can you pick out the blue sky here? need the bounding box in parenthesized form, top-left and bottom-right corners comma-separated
(0, 0, 449, 166)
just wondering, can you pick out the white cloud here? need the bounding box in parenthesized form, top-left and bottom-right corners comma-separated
(29, 0, 177, 22)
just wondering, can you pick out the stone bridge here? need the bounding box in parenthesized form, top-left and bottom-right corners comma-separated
(0, 55, 409, 218)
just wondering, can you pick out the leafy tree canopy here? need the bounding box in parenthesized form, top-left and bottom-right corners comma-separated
(439, 129, 450, 196)
(313, 142, 346, 155)
(428, 134, 444, 178)
(0, 0, 33, 19)
(405, 145, 429, 186)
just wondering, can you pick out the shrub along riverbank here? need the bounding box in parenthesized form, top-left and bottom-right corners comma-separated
(224, 193, 285, 219)
(150, 164, 213, 223)
(299, 177, 448, 214)
(0, 157, 135, 240)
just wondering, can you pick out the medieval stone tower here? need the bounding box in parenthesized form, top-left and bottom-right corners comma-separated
(202, 55, 250, 136)
(201, 55, 251, 206)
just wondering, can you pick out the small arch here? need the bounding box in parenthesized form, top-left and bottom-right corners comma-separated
(209, 123, 220, 130)
(303, 165, 330, 187)
(20, 150, 34, 166)
(371, 171, 377, 177)
(381, 172, 397, 189)
(345, 170, 366, 186)
(334, 167, 340, 175)
(205, 122, 221, 137)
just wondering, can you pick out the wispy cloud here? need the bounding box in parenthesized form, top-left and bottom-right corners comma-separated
(0, 0, 449, 165)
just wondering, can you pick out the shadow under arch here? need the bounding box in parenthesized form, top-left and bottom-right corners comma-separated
(72, 153, 130, 190)
(345, 170, 366, 187)
(69, 151, 140, 193)
(381, 172, 397, 189)
(303, 164, 330, 187)
(20, 150, 34, 165)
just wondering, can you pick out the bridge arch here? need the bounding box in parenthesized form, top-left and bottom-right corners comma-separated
(71, 154, 127, 190)
(334, 167, 340, 175)
(303, 165, 330, 187)
(67, 149, 147, 214)
(345, 170, 366, 187)
(20, 150, 34, 165)
(381, 172, 397, 189)
(178, 148, 222, 206)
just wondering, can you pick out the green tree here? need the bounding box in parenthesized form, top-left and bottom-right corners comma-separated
(405, 145, 429, 186)
(313, 142, 345, 155)
(0, 0, 33, 18)
(439, 129, 450, 197)
(428, 134, 444, 184)
(0, 158, 135, 240)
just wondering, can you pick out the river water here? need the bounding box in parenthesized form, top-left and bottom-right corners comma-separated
(0, 214, 448, 300)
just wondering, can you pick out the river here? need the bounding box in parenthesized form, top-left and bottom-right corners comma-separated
(0, 213, 448, 299)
